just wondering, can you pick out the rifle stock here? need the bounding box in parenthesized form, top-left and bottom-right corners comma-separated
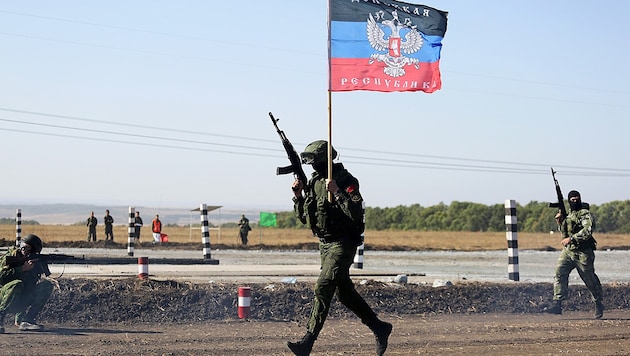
(269, 112, 308, 188)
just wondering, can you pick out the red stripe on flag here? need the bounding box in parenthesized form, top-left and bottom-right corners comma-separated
(330, 58, 442, 93)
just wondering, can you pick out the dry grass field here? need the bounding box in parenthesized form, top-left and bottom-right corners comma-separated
(1, 224, 629, 250)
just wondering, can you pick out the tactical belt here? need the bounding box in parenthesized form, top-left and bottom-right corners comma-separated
(318, 237, 342, 244)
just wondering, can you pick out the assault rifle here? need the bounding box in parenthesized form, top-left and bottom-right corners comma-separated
(548, 167, 568, 221)
(5, 253, 84, 277)
(269, 112, 308, 190)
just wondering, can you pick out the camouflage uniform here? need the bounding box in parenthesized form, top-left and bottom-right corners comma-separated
(553, 204, 603, 305)
(0, 247, 54, 330)
(287, 140, 391, 355)
(293, 163, 377, 337)
(291, 158, 393, 355)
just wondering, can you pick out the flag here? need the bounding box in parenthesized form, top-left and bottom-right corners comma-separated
(329, 0, 448, 93)
(259, 212, 277, 227)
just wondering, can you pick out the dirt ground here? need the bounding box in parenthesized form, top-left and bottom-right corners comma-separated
(0, 278, 628, 355)
(2, 311, 630, 355)
(1, 241, 629, 355)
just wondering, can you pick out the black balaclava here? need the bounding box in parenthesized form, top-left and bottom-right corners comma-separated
(312, 162, 327, 177)
(568, 190, 582, 211)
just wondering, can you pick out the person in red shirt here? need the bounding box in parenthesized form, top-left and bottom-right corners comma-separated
(151, 215, 162, 244)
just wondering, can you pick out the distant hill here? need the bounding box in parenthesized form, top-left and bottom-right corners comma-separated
(0, 204, 283, 226)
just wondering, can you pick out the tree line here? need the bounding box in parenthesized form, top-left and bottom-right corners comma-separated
(273, 200, 630, 233)
(3, 200, 630, 233)
(0, 218, 39, 225)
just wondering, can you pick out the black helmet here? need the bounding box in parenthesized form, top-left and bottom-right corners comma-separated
(300, 140, 337, 165)
(22, 234, 43, 253)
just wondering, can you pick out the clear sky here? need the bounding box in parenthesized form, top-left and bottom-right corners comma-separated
(1, 0, 628, 213)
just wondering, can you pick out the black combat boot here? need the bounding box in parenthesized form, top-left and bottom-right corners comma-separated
(287, 331, 316, 356)
(545, 300, 562, 315)
(369, 319, 393, 356)
(595, 301, 604, 319)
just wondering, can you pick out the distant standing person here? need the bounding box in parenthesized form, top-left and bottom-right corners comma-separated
(546, 190, 604, 318)
(134, 211, 143, 241)
(104, 210, 114, 241)
(86, 211, 97, 242)
(238, 215, 251, 245)
(152, 214, 162, 244)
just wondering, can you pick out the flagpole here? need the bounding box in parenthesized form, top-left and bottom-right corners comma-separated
(327, 91, 333, 201)
(327, 0, 333, 202)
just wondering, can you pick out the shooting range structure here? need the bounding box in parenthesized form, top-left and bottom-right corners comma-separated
(11, 207, 219, 266)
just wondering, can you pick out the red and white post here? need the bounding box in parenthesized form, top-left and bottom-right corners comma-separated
(138, 257, 149, 279)
(238, 286, 251, 319)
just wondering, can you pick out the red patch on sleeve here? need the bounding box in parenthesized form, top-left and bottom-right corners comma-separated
(345, 184, 357, 193)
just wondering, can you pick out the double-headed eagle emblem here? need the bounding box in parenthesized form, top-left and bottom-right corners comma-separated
(367, 10, 424, 77)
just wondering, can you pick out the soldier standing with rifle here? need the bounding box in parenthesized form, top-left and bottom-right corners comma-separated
(546, 169, 604, 318)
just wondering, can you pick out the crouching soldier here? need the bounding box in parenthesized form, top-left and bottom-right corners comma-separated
(0, 234, 54, 333)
